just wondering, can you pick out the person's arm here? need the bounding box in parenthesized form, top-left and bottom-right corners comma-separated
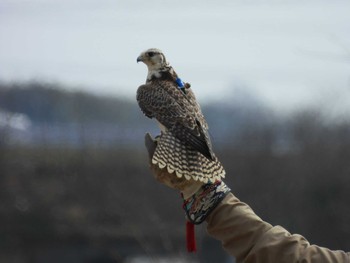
(144, 133, 350, 263)
(206, 193, 350, 263)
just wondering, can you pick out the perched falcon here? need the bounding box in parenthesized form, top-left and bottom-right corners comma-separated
(136, 48, 225, 183)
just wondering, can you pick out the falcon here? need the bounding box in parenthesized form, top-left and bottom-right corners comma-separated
(136, 48, 225, 183)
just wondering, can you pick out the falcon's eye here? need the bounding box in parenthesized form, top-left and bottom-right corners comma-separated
(147, 52, 155, 57)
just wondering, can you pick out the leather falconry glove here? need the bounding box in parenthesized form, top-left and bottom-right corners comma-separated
(144, 133, 231, 225)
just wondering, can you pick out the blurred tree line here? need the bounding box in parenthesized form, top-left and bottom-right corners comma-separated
(0, 81, 138, 124)
(0, 81, 349, 262)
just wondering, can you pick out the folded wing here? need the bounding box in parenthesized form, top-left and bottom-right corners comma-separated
(137, 81, 214, 160)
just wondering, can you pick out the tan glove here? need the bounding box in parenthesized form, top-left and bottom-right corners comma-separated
(145, 132, 230, 224)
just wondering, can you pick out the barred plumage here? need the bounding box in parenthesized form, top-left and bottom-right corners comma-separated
(152, 132, 225, 183)
(137, 48, 225, 182)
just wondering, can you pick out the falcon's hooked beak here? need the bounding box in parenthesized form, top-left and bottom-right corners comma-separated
(137, 55, 144, 63)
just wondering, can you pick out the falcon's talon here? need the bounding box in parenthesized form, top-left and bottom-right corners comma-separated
(154, 135, 161, 142)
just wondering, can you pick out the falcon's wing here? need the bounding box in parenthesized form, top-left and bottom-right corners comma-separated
(184, 84, 209, 130)
(137, 81, 214, 160)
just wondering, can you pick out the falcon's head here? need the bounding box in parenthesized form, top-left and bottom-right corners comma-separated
(137, 48, 168, 67)
(137, 48, 171, 80)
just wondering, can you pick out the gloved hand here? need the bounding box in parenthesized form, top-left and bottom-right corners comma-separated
(144, 133, 231, 225)
(145, 132, 203, 199)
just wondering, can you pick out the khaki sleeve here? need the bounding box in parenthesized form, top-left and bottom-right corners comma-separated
(206, 193, 350, 263)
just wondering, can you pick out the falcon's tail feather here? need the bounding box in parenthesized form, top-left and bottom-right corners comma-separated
(152, 132, 225, 182)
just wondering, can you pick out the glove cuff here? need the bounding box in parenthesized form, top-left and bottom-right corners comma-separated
(182, 180, 231, 224)
(181, 181, 203, 200)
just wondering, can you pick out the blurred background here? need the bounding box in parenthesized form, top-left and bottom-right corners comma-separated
(1, 0, 350, 262)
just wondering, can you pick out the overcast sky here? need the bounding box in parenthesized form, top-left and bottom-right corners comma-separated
(1, 0, 350, 114)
